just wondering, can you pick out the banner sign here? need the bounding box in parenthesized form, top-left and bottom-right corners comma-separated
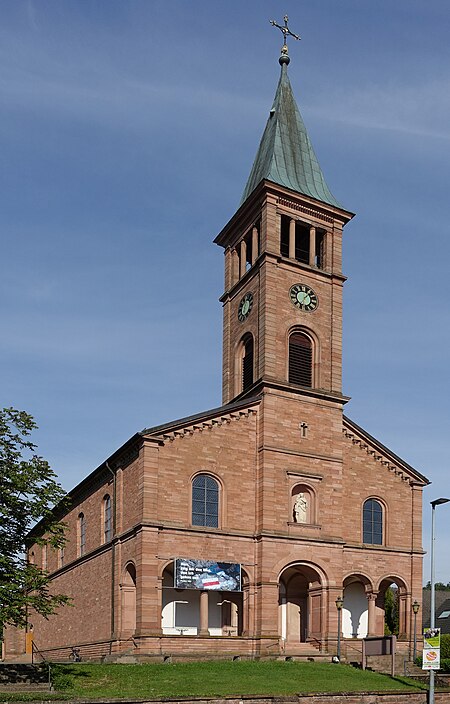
(422, 648, 440, 670)
(175, 558, 241, 591)
(422, 627, 441, 670)
(423, 627, 441, 649)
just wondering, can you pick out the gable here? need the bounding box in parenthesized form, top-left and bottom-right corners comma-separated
(343, 415, 429, 487)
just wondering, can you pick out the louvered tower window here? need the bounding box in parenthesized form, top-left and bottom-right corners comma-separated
(192, 474, 219, 528)
(289, 332, 312, 387)
(242, 335, 254, 391)
(363, 499, 383, 545)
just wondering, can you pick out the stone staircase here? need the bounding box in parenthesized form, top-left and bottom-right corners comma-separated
(0, 663, 51, 693)
(281, 641, 329, 661)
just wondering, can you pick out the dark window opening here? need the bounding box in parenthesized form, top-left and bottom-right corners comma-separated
(280, 216, 314, 266)
(363, 499, 383, 545)
(240, 223, 260, 273)
(315, 230, 325, 269)
(242, 335, 254, 391)
(245, 231, 252, 271)
(295, 223, 310, 264)
(192, 474, 219, 528)
(280, 215, 290, 258)
(79, 513, 86, 556)
(289, 332, 312, 387)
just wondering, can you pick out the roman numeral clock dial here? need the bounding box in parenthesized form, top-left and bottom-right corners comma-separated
(289, 284, 318, 312)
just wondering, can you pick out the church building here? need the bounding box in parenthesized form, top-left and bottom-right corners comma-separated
(6, 29, 429, 662)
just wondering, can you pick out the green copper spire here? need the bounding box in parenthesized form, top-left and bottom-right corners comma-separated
(240, 48, 341, 208)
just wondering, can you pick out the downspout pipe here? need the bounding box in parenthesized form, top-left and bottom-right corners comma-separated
(105, 461, 117, 652)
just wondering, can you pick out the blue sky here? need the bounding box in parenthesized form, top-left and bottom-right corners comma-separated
(1, 0, 450, 584)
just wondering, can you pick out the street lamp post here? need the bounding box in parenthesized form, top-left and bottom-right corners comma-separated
(335, 595, 344, 662)
(412, 600, 420, 662)
(429, 498, 450, 704)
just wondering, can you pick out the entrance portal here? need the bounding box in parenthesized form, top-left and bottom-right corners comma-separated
(278, 564, 323, 643)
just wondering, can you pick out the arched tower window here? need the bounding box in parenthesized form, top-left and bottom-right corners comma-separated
(363, 499, 383, 545)
(289, 332, 312, 387)
(242, 334, 254, 391)
(192, 474, 219, 528)
(104, 494, 112, 543)
(78, 512, 86, 556)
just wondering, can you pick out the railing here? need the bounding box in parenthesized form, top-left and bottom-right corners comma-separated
(307, 636, 323, 653)
(342, 639, 363, 665)
(31, 641, 46, 664)
(265, 638, 284, 653)
(31, 642, 52, 691)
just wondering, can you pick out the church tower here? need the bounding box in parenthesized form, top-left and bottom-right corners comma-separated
(215, 35, 353, 410)
(215, 30, 354, 531)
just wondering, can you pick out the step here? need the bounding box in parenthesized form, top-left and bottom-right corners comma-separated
(0, 683, 50, 693)
(0, 663, 49, 685)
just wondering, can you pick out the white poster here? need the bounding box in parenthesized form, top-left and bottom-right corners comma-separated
(422, 648, 440, 670)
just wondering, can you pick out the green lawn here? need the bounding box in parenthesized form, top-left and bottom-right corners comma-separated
(33, 660, 427, 700)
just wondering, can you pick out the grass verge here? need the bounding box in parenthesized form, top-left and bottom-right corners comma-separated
(0, 660, 431, 701)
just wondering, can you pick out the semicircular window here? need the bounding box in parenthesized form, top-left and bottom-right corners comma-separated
(192, 474, 219, 528)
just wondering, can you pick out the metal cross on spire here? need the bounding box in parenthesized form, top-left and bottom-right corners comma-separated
(270, 14, 301, 49)
(270, 15, 300, 66)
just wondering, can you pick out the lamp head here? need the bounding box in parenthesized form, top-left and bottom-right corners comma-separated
(431, 497, 450, 507)
(335, 595, 344, 611)
(412, 600, 420, 614)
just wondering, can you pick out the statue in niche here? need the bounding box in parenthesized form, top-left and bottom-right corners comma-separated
(294, 492, 308, 523)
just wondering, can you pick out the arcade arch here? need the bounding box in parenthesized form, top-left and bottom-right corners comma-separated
(377, 576, 409, 638)
(342, 574, 373, 639)
(278, 563, 325, 643)
(161, 562, 249, 636)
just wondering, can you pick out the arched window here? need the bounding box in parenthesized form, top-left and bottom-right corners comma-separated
(78, 512, 86, 556)
(104, 494, 112, 543)
(242, 335, 254, 391)
(192, 474, 219, 528)
(289, 332, 312, 387)
(363, 499, 383, 545)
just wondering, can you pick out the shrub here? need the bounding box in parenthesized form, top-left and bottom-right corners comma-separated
(440, 658, 450, 673)
(440, 634, 450, 659)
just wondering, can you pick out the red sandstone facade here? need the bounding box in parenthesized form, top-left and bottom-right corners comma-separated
(5, 53, 428, 664)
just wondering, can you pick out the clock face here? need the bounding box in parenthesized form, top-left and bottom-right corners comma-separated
(289, 284, 318, 312)
(238, 292, 253, 322)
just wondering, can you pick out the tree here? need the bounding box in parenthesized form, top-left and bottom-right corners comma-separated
(424, 581, 450, 591)
(384, 586, 399, 635)
(0, 408, 70, 632)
